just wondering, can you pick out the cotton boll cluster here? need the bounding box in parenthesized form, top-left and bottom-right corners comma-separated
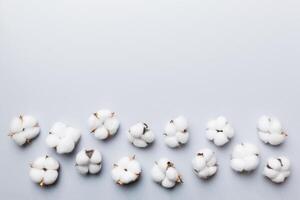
(46, 122, 81, 154)
(164, 116, 189, 148)
(192, 149, 218, 179)
(9, 115, 40, 146)
(151, 158, 182, 188)
(231, 143, 260, 172)
(206, 116, 234, 146)
(88, 109, 120, 140)
(75, 149, 102, 175)
(29, 155, 59, 187)
(128, 122, 155, 148)
(263, 156, 291, 183)
(257, 116, 287, 146)
(111, 156, 141, 185)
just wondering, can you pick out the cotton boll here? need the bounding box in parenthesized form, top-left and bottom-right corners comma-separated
(29, 155, 59, 187)
(205, 116, 234, 146)
(263, 156, 291, 183)
(75, 149, 102, 175)
(151, 158, 182, 189)
(257, 115, 287, 145)
(192, 149, 218, 179)
(164, 116, 189, 148)
(128, 122, 155, 148)
(89, 109, 120, 140)
(46, 122, 81, 154)
(9, 115, 40, 146)
(230, 143, 260, 173)
(111, 156, 141, 185)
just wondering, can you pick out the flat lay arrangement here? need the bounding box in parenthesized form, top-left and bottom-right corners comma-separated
(8, 111, 291, 188)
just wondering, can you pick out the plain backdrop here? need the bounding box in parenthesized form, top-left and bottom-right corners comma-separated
(0, 0, 300, 200)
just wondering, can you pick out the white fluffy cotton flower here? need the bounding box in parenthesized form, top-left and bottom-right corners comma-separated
(151, 158, 183, 189)
(164, 116, 189, 148)
(206, 116, 234, 146)
(75, 149, 102, 175)
(9, 115, 40, 146)
(263, 156, 291, 183)
(29, 155, 59, 187)
(111, 155, 141, 185)
(230, 143, 260, 172)
(257, 115, 287, 146)
(127, 122, 155, 148)
(192, 148, 218, 179)
(46, 122, 81, 154)
(88, 109, 120, 140)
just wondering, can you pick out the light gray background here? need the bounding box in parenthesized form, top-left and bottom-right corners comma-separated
(0, 0, 300, 199)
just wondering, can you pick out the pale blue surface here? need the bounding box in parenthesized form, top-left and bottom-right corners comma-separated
(0, 0, 300, 199)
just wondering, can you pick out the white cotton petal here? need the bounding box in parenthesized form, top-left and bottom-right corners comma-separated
(89, 164, 101, 174)
(67, 128, 81, 142)
(129, 123, 144, 137)
(192, 157, 206, 171)
(76, 150, 89, 165)
(206, 129, 217, 140)
(10, 117, 23, 133)
(46, 134, 60, 148)
(22, 115, 38, 128)
(90, 150, 102, 164)
(133, 139, 148, 148)
(12, 133, 26, 146)
(111, 168, 122, 182)
(166, 167, 179, 182)
(32, 156, 46, 169)
(24, 127, 40, 140)
(77, 166, 89, 174)
(215, 116, 227, 130)
(127, 160, 142, 174)
(151, 165, 165, 182)
(29, 168, 44, 183)
(268, 134, 285, 145)
(231, 159, 245, 172)
(223, 125, 234, 138)
(43, 170, 58, 185)
(142, 130, 155, 143)
(88, 114, 101, 131)
(263, 168, 278, 179)
(56, 138, 75, 154)
(257, 116, 270, 132)
(173, 116, 188, 131)
(94, 126, 109, 139)
(118, 157, 131, 168)
(45, 157, 59, 170)
(213, 133, 229, 146)
(162, 178, 176, 188)
(176, 131, 189, 144)
(104, 118, 120, 135)
(165, 136, 180, 148)
(164, 122, 177, 136)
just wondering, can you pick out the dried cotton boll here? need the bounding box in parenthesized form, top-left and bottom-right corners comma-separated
(75, 149, 102, 175)
(9, 115, 40, 146)
(206, 116, 234, 146)
(257, 116, 287, 146)
(230, 143, 260, 172)
(29, 155, 59, 187)
(192, 148, 218, 179)
(46, 122, 81, 154)
(264, 156, 291, 183)
(164, 116, 189, 148)
(111, 155, 141, 185)
(151, 158, 182, 189)
(128, 122, 155, 148)
(88, 109, 120, 140)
